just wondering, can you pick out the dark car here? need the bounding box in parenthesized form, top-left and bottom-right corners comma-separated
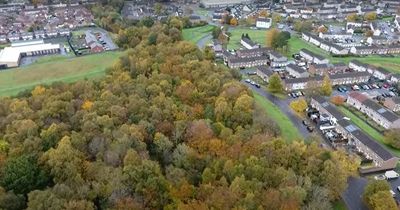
(254, 83, 261, 88)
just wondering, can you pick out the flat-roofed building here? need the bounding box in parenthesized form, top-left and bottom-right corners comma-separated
(0, 40, 61, 68)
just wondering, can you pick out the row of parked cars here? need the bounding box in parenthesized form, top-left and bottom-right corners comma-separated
(288, 91, 305, 98)
(244, 79, 261, 88)
(374, 170, 400, 198)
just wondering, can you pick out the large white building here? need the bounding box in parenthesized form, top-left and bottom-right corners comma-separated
(0, 40, 61, 68)
(200, 0, 253, 8)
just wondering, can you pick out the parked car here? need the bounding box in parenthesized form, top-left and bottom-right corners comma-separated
(374, 174, 387, 180)
(385, 170, 399, 179)
(247, 71, 256, 75)
(391, 190, 396, 197)
(352, 85, 360, 90)
(250, 81, 256, 85)
(306, 126, 314, 132)
(245, 79, 251, 83)
(302, 120, 310, 126)
(254, 83, 261, 88)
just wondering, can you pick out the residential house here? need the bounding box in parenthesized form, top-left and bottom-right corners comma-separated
(319, 32, 353, 40)
(319, 40, 331, 52)
(236, 47, 271, 58)
(369, 66, 392, 80)
(227, 56, 269, 68)
(256, 66, 274, 82)
(269, 51, 289, 68)
(300, 48, 329, 64)
(384, 97, 400, 112)
(241, 36, 259, 50)
(330, 44, 350, 55)
(347, 92, 400, 129)
(212, 39, 223, 57)
(302, 32, 311, 42)
(286, 63, 309, 78)
(308, 63, 331, 75)
(283, 76, 323, 91)
(370, 22, 381, 36)
(367, 36, 390, 45)
(349, 60, 369, 72)
(0, 35, 6, 43)
(390, 73, 400, 83)
(312, 96, 398, 173)
(329, 71, 371, 85)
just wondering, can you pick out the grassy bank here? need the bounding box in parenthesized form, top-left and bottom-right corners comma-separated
(182, 25, 216, 44)
(253, 93, 301, 142)
(0, 51, 123, 96)
(227, 27, 268, 50)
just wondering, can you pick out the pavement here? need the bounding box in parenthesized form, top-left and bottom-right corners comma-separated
(343, 177, 368, 210)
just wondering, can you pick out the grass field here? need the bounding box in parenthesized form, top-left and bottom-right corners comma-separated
(0, 51, 123, 96)
(182, 25, 216, 44)
(254, 93, 301, 142)
(338, 106, 400, 157)
(227, 27, 267, 50)
(333, 200, 347, 210)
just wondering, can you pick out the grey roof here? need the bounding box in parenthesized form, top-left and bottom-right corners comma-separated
(312, 96, 345, 120)
(286, 63, 306, 73)
(350, 60, 369, 68)
(269, 51, 286, 60)
(329, 71, 370, 80)
(362, 99, 400, 122)
(257, 66, 274, 76)
(241, 37, 256, 47)
(300, 48, 327, 61)
(351, 130, 394, 161)
(229, 56, 269, 63)
(284, 76, 323, 84)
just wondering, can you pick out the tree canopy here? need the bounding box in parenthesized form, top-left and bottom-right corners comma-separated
(0, 23, 358, 209)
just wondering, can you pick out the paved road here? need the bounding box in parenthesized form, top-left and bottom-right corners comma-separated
(197, 34, 212, 49)
(241, 78, 311, 139)
(343, 177, 368, 210)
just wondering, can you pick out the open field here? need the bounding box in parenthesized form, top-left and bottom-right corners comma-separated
(254, 93, 301, 142)
(338, 106, 400, 157)
(227, 27, 267, 50)
(0, 51, 123, 96)
(182, 25, 216, 44)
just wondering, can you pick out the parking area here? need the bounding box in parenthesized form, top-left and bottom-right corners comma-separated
(69, 27, 118, 56)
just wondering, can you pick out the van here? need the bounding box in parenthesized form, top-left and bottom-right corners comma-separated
(385, 170, 399, 179)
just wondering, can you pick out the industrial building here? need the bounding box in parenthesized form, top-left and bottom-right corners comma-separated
(0, 40, 60, 68)
(200, 0, 253, 8)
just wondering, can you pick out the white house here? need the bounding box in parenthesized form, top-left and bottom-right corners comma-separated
(256, 17, 272, 29)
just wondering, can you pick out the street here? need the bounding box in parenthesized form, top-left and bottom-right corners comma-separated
(240, 75, 311, 139)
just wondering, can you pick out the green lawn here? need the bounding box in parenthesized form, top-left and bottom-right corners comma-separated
(182, 25, 216, 44)
(227, 27, 268, 50)
(287, 35, 400, 73)
(0, 51, 124, 97)
(333, 200, 347, 210)
(337, 106, 400, 157)
(253, 93, 301, 142)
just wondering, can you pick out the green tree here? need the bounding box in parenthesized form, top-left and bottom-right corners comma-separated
(364, 12, 377, 21)
(267, 73, 284, 93)
(384, 129, 400, 149)
(1, 155, 49, 195)
(321, 75, 332, 96)
(290, 98, 308, 113)
(363, 180, 396, 210)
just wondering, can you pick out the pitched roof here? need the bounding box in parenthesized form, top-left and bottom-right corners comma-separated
(348, 91, 369, 102)
(257, 66, 274, 76)
(362, 99, 400, 122)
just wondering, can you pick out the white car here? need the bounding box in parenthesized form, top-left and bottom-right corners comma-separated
(245, 79, 251, 83)
(391, 190, 396, 197)
(385, 170, 399, 179)
(374, 174, 387, 180)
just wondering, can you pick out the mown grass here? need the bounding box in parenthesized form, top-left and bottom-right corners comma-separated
(182, 25, 216, 44)
(0, 51, 123, 96)
(253, 93, 301, 142)
(227, 27, 267, 50)
(338, 106, 400, 157)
